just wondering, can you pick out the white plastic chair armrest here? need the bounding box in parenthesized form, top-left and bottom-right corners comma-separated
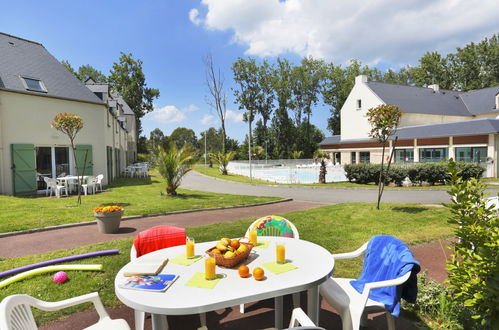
(332, 242, 368, 260)
(33, 292, 109, 319)
(358, 271, 412, 309)
(289, 307, 316, 327)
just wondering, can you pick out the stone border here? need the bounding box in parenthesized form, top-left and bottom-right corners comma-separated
(0, 198, 292, 239)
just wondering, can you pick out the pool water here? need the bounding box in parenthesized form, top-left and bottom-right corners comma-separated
(229, 166, 347, 184)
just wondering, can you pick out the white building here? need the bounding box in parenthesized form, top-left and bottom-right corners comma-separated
(320, 75, 499, 177)
(0, 32, 136, 195)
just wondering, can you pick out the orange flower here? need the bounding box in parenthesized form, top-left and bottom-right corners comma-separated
(93, 205, 123, 213)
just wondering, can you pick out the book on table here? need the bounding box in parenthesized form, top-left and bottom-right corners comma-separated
(119, 274, 179, 292)
(123, 258, 169, 277)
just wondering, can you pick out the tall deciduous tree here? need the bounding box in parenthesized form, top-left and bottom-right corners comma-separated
(366, 104, 402, 210)
(204, 54, 228, 153)
(109, 52, 160, 138)
(170, 127, 198, 150)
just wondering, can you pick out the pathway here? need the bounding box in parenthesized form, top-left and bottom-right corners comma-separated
(183, 171, 458, 204)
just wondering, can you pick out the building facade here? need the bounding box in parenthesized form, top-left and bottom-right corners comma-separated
(0, 32, 136, 195)
(320, 75, 499, 177)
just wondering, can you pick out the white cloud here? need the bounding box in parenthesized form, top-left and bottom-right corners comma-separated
(200, 114, 216, 125)
(184, 104, 199, 112)
(192, 0, 499, 65)
(147, 105, 186, 124)
(226, 110, 244, 122)
(189, 8, 202, 25)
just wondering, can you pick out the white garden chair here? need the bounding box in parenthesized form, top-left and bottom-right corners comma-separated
(0, 292, 130, 330)
(95, 174, 104, 192)
(82, 176, 97, 195)
(319, 240, 414, 330)
(241, 216, 301, 314)
(287, 307, 325, 330)
(44, 177, 68, 198)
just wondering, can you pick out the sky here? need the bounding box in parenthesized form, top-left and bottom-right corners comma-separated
(1, 0, 498, 142)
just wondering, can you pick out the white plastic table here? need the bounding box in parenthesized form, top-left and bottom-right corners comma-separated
(114, 237, 335, 330)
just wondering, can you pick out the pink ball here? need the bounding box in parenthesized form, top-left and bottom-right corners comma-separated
(53, 271, 68, 283)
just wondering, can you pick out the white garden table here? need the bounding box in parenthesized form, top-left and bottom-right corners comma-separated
(114, 236, 335, 330)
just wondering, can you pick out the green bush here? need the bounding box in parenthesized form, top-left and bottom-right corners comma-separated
(344, 163, 379, 184)
(445, 159, 499, 328)
(386, 166, 409, 186)
(455, 162, 485, 181)
(136, 153, 150, 162)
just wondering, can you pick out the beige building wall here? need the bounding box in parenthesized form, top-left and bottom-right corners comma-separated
(0, 90, 108, 195)
(399, 113, 470, 127)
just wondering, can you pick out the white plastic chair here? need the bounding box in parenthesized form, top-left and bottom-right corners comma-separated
(241, 217, 300, 314)
(82, 176, 97, 195)
(0, 292, 130, 330)
(44, 177, 68, 198)
(95, 174, 104, 192)
(319, 242, 412, 330)
(287, 307, 326, 330)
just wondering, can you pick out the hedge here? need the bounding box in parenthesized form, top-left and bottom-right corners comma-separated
(344, 162, 485, 186)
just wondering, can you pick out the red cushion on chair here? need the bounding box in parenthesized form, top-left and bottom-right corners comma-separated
(133, 226, 186, 257)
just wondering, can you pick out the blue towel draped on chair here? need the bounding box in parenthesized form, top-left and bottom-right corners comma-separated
(350, 235, 420, 316)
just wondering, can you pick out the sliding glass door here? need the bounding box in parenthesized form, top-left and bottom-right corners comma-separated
(35, 146, 71, 190)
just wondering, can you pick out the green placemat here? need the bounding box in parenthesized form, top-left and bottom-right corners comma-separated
(254, 240, 270, 249)
(170, 254, 202, 266)
(184, 272, 222, 289)
(262, 261, 298, 275)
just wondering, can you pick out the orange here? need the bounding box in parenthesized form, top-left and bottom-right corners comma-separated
(253, 267, 265, 281)
(238, 265, 249, 278)
(230, 240, 241, 250)
(212, 248, 221, 254)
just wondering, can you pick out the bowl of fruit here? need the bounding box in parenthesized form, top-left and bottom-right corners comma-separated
(206, 237, 254, 268)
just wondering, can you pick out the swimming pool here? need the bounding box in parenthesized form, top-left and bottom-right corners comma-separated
(227, 164, 347, 184)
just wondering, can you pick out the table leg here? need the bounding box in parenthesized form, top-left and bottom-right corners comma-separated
(274, 295, 284, 329)
(307, 285, 320, 325)
(151, 313, 169, 330)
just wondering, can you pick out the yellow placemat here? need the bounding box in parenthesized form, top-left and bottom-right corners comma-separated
(184, 272, 222, 289)
(262, 261, 297, 275)
(254, 240, 270, 249)
(170, 254, 202, 266)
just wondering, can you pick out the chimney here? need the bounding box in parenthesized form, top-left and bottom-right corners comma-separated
(355, 75, 368, 85)
(428, 84, 439, 92)
(496, 93, 499, 109)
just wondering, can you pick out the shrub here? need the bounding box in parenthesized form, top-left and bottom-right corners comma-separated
(386, 166, 409, 186)
(344, 163, 379, 184)
(445, 159, 499, 327)
(455, 162, 485, 181)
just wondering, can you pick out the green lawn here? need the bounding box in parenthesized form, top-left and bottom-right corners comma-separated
(0, 174, 280, 233)
(0, 203, 453, 326)
(194, 165, 452, 189)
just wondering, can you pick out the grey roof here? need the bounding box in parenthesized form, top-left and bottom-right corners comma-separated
(320, 118, 499, 146)
(367, 81, 471, 116)
(0, 32, 104, 104)
(111, 92, 134, 115)
(460, 86, 499, 115)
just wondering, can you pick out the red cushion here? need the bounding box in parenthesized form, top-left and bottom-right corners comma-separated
(133, 226, 186, 257)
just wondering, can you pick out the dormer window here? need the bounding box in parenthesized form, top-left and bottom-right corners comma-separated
(21, 77, 47, 93)
(356, 99, 362, 110)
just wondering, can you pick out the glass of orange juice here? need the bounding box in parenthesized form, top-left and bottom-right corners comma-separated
(205, 256, 216, 280)
(249, 230, 258, 246)
(276, 241, 286, 264)
(186, 237, 195, 259)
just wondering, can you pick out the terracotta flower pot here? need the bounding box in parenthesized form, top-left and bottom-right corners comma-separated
(94, 210, 124, 234)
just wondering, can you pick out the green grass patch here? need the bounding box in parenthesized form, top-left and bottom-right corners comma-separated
(194, 165, 452, 189)
(0, 203, 452, 326)
(0, 174, 280, 233)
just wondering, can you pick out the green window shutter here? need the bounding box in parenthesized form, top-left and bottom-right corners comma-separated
(11, 144, 37, 195)
(75, 145, 93, 176)
(106, 146, 113, 182)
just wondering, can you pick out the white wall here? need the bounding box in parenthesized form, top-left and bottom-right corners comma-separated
(0, 90, 108, 195)
(340, 76, 385, 140)
(399, 113, 471, 127)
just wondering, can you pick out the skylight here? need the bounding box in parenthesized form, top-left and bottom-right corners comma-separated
(21, 77, 47, 92)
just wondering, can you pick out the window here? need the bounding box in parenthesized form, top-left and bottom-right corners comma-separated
(356, 99, 362, 109)
(351, 152, 356, 164)
(21, 77, 47, 92)
(94, 92, 103, 100)
(419, 148, 448, 162)
(455, 147, 487, 163)
(359, 152, 370, 163)
(395, 148, 414, 162)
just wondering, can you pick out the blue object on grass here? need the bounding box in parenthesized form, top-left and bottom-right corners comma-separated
(350, 235, 420, 317)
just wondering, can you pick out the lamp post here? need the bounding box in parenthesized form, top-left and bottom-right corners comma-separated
(248, 116, 252, 183)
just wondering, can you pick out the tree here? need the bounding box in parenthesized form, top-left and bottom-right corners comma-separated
(109, 52, 160, 138)
(314, 150, 330, 184)
(412, 51, 451, 89)
(51, 113, 84, 205)
(256, 60, 275, 160)
(61, 60, 77, 76)
(209, 151, 235, 175)
(77, 65, 107, 83)
(290, 151, 303, 159)
(149, 128, 169, 152)
(366, 104, 402, 209)
(204, 54, 228, 153)
(445, 159, 499, 327)
(137, 136, 148, 154)
(170, 127, 198, 150)
(155, 143, 197, 196)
